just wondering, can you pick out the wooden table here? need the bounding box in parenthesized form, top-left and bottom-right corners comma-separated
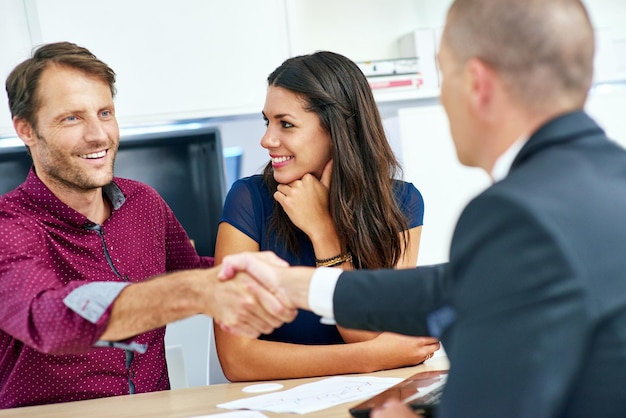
(0, 357, 449, 417)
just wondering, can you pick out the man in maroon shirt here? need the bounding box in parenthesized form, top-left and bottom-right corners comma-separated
(0, 41, 295, 408)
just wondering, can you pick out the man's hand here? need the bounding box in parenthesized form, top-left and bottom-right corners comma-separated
(371, 400, 423, 418)
(218, 251, 315, 311)
(218, 251, 287, 283)
(207, 267, 297, 339)
(102, 256, 298, 342)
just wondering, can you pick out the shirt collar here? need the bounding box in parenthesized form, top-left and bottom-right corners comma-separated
(490, 137, 529, 182)
(103, 181, 126, 210)
(22, 167, 126, 226)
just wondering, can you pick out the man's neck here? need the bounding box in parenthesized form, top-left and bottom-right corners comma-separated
(45, 180, 111, 224)
(484, 107, 565, 175)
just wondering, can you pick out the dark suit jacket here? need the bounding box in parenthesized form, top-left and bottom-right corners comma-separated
(334, 111, 626, 417)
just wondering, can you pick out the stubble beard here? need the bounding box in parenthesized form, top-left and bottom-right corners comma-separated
(35, 132, 118, 192)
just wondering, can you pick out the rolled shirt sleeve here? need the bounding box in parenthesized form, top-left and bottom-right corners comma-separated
(64, 282, 149, 353)
(63, 282, 130, 324)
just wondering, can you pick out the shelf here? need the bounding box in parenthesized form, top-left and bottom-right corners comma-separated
(373, 87, 440, 104)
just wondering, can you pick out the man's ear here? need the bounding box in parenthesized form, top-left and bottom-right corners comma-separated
(13, 117, 36, 147)
(465, 58, 497, 115)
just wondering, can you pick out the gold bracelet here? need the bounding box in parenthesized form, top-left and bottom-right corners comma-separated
(315, 252, 353, 267)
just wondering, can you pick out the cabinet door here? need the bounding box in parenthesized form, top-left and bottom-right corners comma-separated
(0, 0, 34, 137)
(32, 0, 290, 124)
(398, 105, 490, 265)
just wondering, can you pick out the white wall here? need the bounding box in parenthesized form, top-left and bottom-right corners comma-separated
(586, 86, 626, 148)
(397, 105, 491, 265)
(0, 0, 291, 135)
(586, 0, 626, 39)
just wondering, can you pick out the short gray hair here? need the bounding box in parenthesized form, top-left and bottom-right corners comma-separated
(443, 0, 594, 111)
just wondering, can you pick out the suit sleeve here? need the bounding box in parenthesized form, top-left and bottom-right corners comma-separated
(333, 264, 450, 336)
(438, 194, 588, 418)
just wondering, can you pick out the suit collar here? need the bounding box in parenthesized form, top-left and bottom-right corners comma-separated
(510, 110, 604, 172)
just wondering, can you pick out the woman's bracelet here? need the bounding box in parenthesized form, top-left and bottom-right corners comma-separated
(315, 252, 353, 267)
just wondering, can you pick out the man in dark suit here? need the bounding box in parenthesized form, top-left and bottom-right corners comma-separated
(220, 0, 626, 416)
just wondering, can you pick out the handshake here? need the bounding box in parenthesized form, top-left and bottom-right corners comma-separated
(210, 251, 317, 339)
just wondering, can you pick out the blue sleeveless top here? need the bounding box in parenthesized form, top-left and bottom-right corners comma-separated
(219, 175, 424, 344)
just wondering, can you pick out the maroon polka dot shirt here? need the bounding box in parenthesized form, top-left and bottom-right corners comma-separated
(0, 169, 213, 408)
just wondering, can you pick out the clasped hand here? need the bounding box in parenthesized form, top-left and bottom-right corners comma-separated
(214, 251, 297, 338)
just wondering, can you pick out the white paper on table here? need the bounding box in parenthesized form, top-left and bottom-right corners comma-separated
(189, 411, 269, 418)
(217, 376, 403, 414)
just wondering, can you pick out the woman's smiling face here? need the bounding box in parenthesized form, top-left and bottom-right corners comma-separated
(260, 86, 332, 184)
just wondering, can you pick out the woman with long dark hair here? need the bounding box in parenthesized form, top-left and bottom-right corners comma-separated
(214, 51, 439, 381)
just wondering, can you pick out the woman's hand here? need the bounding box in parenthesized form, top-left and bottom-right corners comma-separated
(364, 332, 441, 370)
(274, 160, 334, 240)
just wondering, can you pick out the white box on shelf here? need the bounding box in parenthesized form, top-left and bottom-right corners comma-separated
(399, 28, 441, 89)
(357, 57, 420, 78)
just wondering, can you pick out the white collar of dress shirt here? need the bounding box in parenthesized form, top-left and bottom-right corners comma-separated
(490, 136, 529, 182)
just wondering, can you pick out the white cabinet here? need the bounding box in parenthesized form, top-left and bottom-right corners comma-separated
(0, 0, 34, 137)
(285, 0, 452, 62)
(29, 0, 290, 126)
(397, 105, 490, 265)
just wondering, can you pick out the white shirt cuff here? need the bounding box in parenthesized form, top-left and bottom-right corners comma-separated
(308, 267, 342, 320)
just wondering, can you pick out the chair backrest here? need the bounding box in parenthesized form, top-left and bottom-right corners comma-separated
(164, 315, 210, 387)
(165, 344, 189, 390)
(207, 319, 228, 385)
